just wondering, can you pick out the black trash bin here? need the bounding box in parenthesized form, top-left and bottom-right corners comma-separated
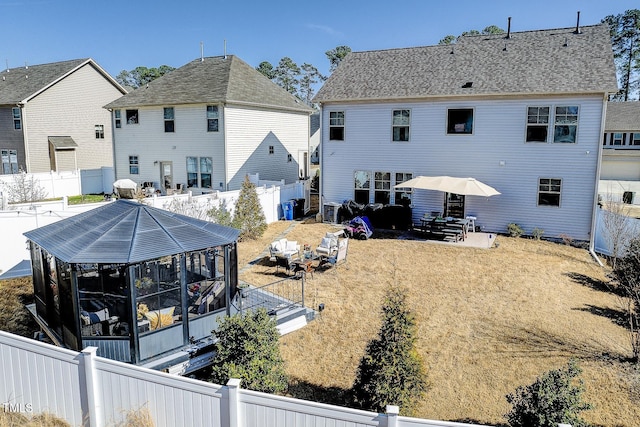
(293, 198, 305, 219)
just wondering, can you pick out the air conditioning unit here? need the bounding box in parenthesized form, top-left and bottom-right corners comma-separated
(323, 202, 341, 224)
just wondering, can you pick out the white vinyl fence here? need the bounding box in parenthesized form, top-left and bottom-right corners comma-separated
(0, 181, 308, 276)
(0, 330, 493, 427)
(593, 207, 640, 257)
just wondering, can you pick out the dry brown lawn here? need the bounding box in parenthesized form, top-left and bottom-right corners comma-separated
(238, 220, 640, 427)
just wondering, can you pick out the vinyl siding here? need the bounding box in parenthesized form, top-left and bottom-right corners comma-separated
(24, 63, 123, 172)
(113, 104, 226, 192)
(320, 96, 605, 240)
(0, 106, 26, 171)
(224, 105, 309, 190)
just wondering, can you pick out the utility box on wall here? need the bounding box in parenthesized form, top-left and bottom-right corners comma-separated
(323, 202, 341, 223)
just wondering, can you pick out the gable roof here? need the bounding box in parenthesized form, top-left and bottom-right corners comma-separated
(605, 101, 640, 131)
(314, 24, 617, 103)
(105, 55, 313, 114)
(0, 58, 125, 105)
(24, 200, 240, 264)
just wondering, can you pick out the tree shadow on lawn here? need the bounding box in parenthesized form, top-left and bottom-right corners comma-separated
(573, 304, 628, 328)
(287, 377, 353, 408)
(486, 323, 628, 363)
(565, 272, 619, 295)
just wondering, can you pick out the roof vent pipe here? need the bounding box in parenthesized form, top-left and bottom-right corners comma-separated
(224, 39, 227, 60)
(506, 17, 512, 39)
(200, 41, 204, 62)
(575, 11, 581, 34)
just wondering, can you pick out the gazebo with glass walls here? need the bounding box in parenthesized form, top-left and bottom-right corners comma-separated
(24, 199, 240, 369)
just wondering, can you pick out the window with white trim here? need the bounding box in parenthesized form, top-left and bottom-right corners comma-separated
(632, 133, 640, 146)
(186, 157, 212, 188)
(374, 172, 391, 204)
(538, 178, 561, 206)
(114, 110, 121, 128)
(354, 170, 370, 204)
(612, 132, 625, 146)
(553, 106, 578, 143)
(1, 149, 18, 174)
(129, 156, 139, 175)
(206, 106, 219, 132)
(526, 106, 549, 142)
(12, 108, 21, 130)
(329, 111, 344, 141)
(95, 125, 105, 139)
(392, 110, 410, 141)
(164, 107, 175, 132)
(394, 172, 413, 205)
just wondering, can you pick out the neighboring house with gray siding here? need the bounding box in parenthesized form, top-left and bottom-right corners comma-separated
(314, 24, 617, 241)
(0, 59, 126, 174)
(105, 55, 313, 194)
(600, 101, 640, 204)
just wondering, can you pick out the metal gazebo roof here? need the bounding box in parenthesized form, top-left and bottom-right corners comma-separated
(23, 200, 241, 264)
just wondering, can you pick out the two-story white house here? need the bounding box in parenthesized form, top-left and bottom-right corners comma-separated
(0, 58, 126, 174)
(600, 101, 640, 204)
(105, 55, 313, 194)
(314, 24, 618, 241)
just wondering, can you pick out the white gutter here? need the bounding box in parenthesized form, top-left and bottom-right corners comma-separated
(588, 95, 608, 267)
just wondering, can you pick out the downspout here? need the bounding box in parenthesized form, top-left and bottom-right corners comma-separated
(318, 103, 324, 219)
(588, 96, 607, 267)
(222, 103, 229, 191)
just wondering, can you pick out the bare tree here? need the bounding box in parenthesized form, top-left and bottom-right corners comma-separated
(610, 236, 640, 361)
(6, 171, 47, 203)
(600, 192, 633, 268)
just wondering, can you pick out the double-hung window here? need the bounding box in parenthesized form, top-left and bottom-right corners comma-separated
(164, 107, 175, 132)
(12, 108, 21, 130)
(392, 110, 410, 142)
(394, 172, 413, 205)
(632, 133, 640, 146)
(354, 170, 370, 204)
(553, 106, 578, 143)
(612, 132, 624, 146)
(129, 156, 139, 175)
(374, 172, 391, 204)
(1, 149, 18, 174)
(447, 108, 473, 134)
(187, 157, 213, 188)
(114, 110, 121, 128)
(206, 106, 219, 132)
(538, 178, 561, 206)
(526, 107, 549, 142)
(329, 111, 345, 141)
(95, 125, 105, 139)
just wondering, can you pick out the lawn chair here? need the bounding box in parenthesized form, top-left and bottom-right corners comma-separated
(319, 237, 349, 269)
(315, 231, 343, 258)
(268, 238, 301, 274)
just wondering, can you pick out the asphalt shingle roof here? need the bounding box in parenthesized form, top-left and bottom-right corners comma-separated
(605, 101, 640, 131)
(105, 55, 313, 113)
(24, 200, 241, 264)
(0, 58, 94, 104)
(314, 24, 618, 103)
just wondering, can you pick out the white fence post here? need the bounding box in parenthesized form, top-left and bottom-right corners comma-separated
(558, 424, 572, 427)
(227, 378, 242, 427)
(80, 347, 103, 427)
(386, 405, 399, 427)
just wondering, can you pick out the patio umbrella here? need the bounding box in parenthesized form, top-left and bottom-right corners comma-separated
(393, 175, 500, 197)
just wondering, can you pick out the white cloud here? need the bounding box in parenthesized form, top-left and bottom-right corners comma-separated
(306, 24, 343, 37)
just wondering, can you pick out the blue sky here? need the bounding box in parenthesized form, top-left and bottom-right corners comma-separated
(0, 0, 637, 80)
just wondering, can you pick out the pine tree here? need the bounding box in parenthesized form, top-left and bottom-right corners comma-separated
(209, 308, 288, 394)
(352, 287, 427, 415)
(232, 175, 267, 240)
